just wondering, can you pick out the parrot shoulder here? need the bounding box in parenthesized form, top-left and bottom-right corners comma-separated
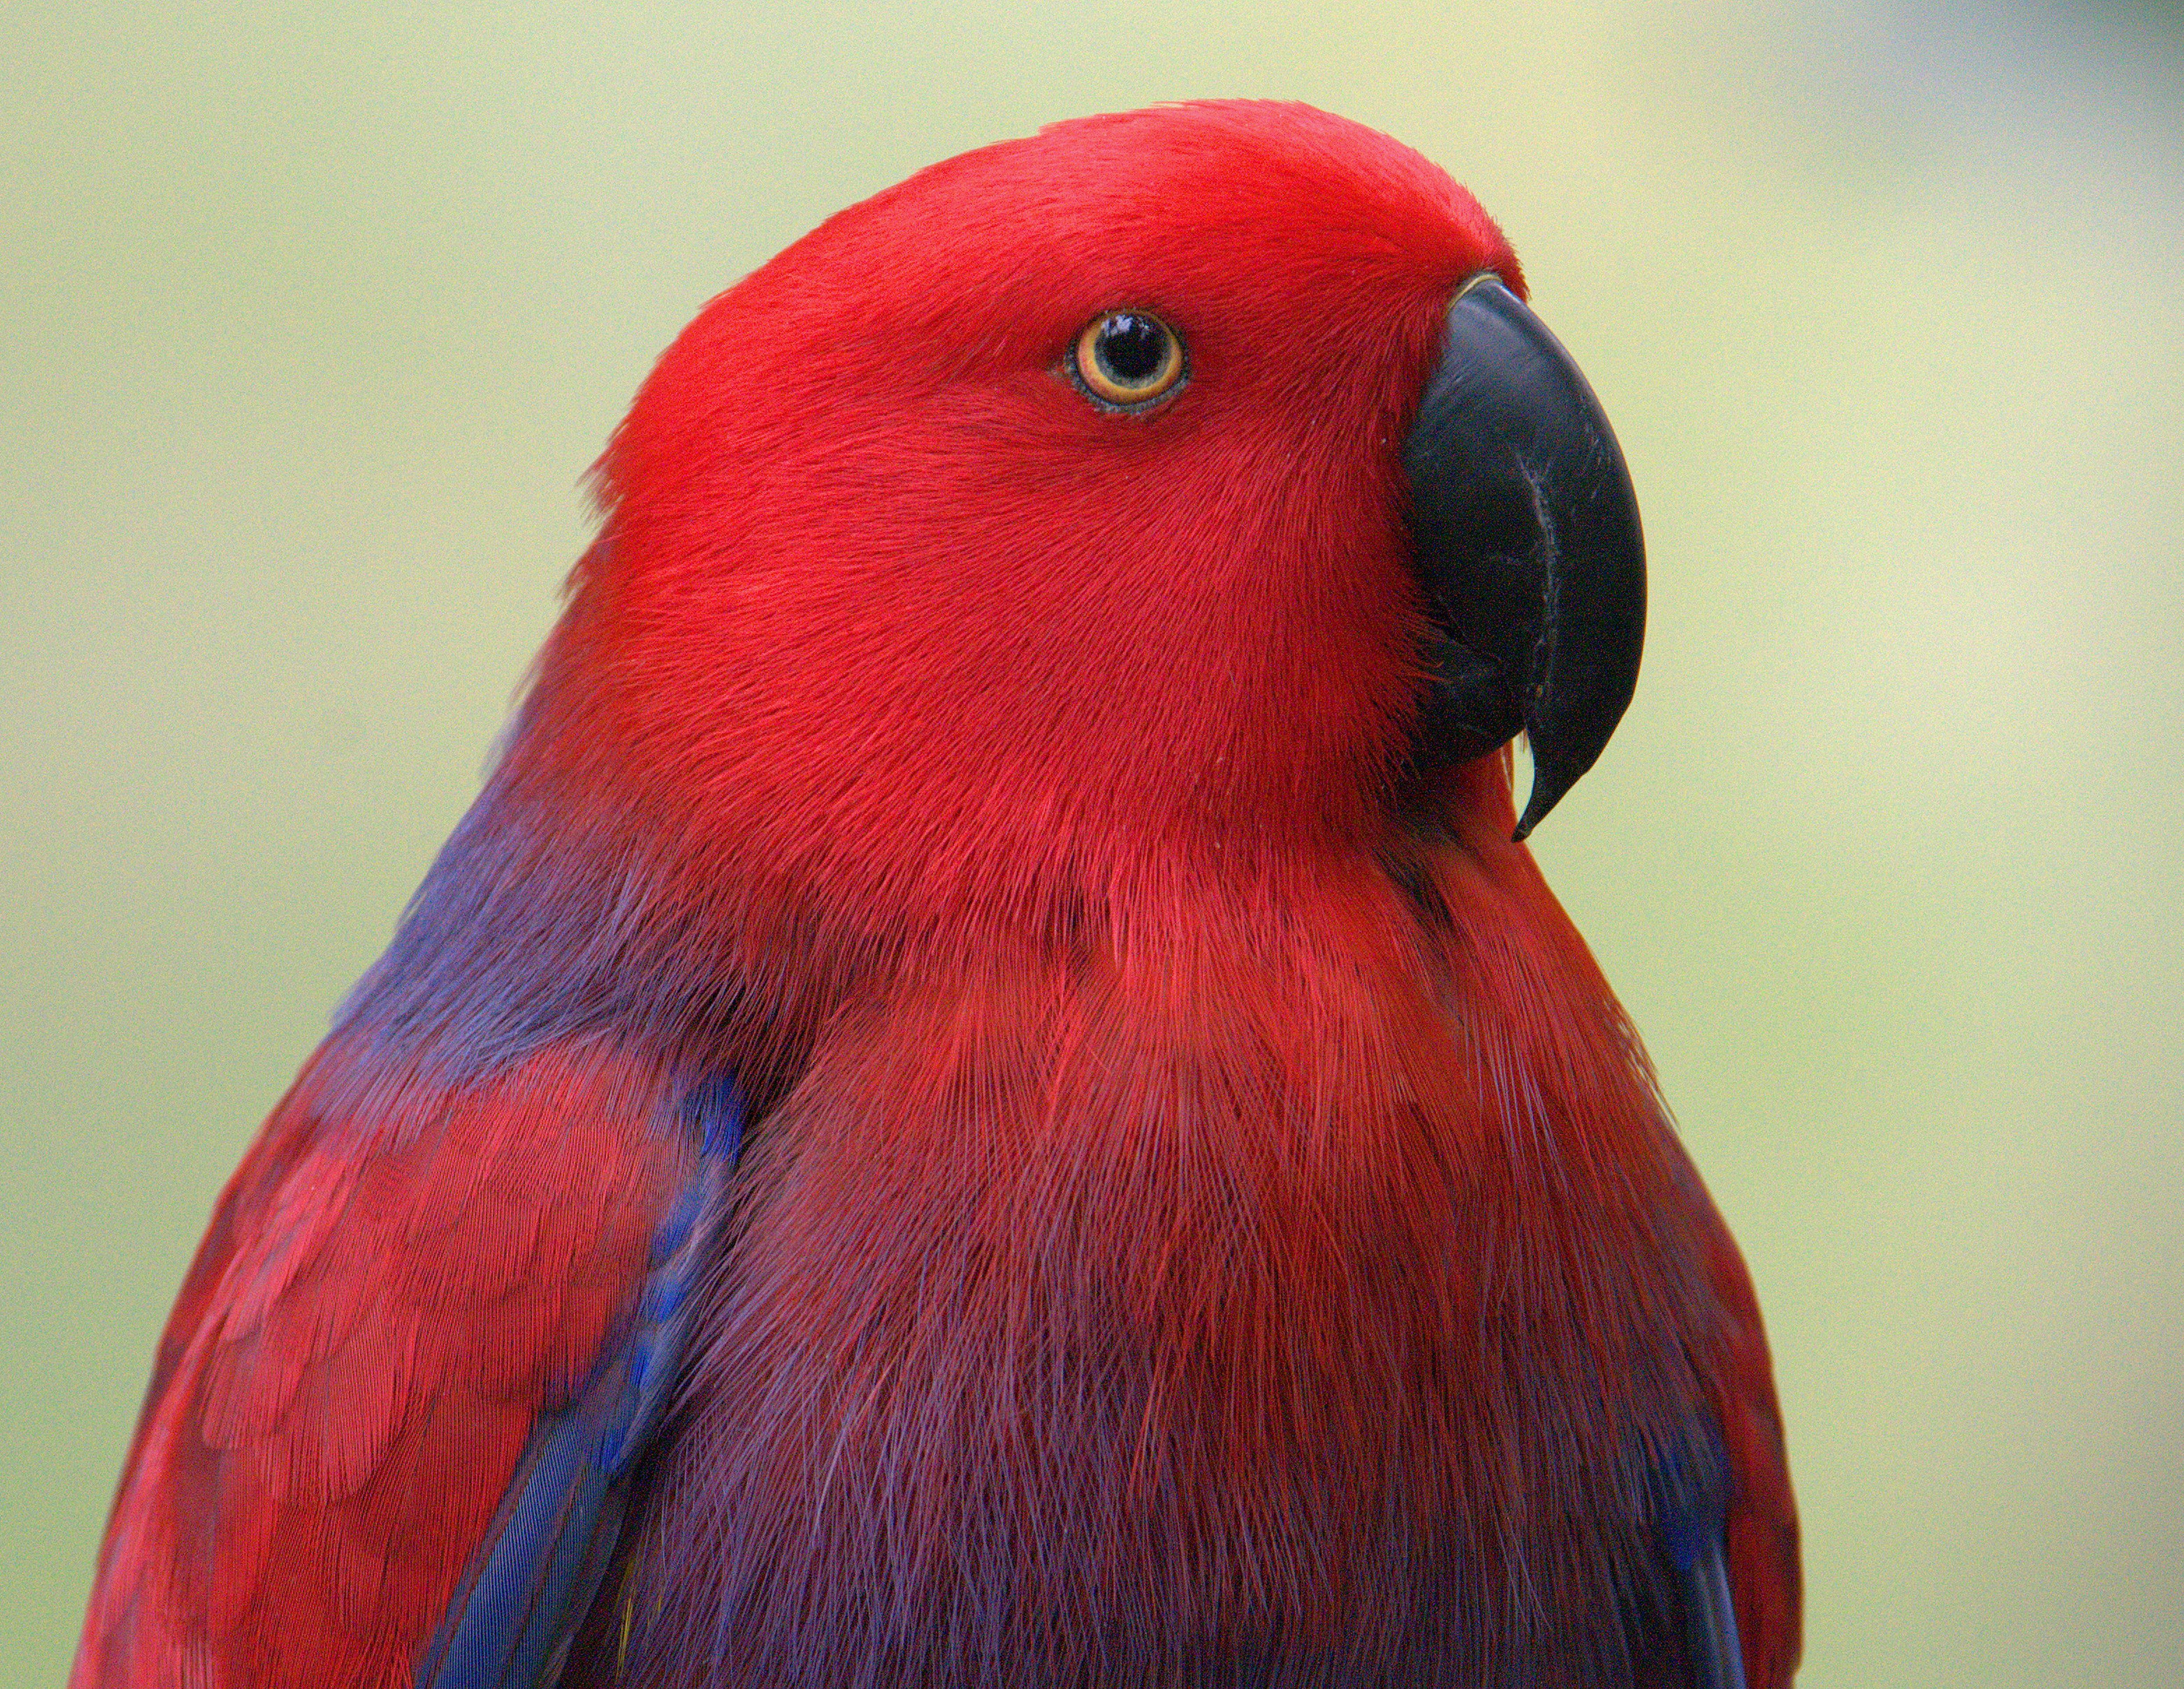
(1702, 1201, 1802, 1689)
(71, 1036, 699, 1689)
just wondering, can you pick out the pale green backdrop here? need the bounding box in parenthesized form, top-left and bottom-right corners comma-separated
(6, 2, 2179, 1684)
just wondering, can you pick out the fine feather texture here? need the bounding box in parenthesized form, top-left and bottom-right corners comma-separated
(72, 1042, 692, 1685)
(416, 1081, 744, 1689)
(74, 100, 1797, 1688)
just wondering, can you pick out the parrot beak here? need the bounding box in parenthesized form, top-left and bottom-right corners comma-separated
(1402, 273, 1646, 840)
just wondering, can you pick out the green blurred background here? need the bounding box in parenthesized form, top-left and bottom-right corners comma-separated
(6, 2, 2180, 1683)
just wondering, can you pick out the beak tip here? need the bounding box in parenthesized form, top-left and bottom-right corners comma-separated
(1511, 761, 1569, 844)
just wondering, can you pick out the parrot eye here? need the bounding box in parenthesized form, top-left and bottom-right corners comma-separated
(1071, 310, 1187, 410)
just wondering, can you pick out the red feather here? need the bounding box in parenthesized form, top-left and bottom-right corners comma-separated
(73, 1040, 688, 1687)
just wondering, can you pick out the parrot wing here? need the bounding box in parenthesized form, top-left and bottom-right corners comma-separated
(1639, 1190, 1798, 1689)
(416, 1073, 741, 1689)
(1651, 1452, 1756, 1689)
(1703, 1208, 1802, 1689)
(72, 1041, 736, 1689)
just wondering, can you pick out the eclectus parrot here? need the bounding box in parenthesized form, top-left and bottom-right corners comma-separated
(73, 101, 1798, 1689)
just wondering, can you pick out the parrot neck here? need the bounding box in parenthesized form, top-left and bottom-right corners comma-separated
(335, 692, 1610, 1172)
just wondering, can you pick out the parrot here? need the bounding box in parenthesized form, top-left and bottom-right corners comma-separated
(72, 100, 1798, 1689)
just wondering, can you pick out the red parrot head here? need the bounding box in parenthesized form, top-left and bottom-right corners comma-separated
(532, 101, 1642, 945)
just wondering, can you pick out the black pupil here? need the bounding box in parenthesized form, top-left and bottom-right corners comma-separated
(1096, 315, 1168, 386)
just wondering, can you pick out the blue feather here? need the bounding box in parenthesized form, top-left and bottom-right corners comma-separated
(1649, 1436, 1748, 1689)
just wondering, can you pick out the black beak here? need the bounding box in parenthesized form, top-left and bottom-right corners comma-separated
(1404, 274, 1646, 840)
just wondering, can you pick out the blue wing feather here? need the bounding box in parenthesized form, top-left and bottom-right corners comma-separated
(1651, 1436, 1748, 1689)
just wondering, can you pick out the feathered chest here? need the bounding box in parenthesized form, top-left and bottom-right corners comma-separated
(605, 877, 1737, 1688)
